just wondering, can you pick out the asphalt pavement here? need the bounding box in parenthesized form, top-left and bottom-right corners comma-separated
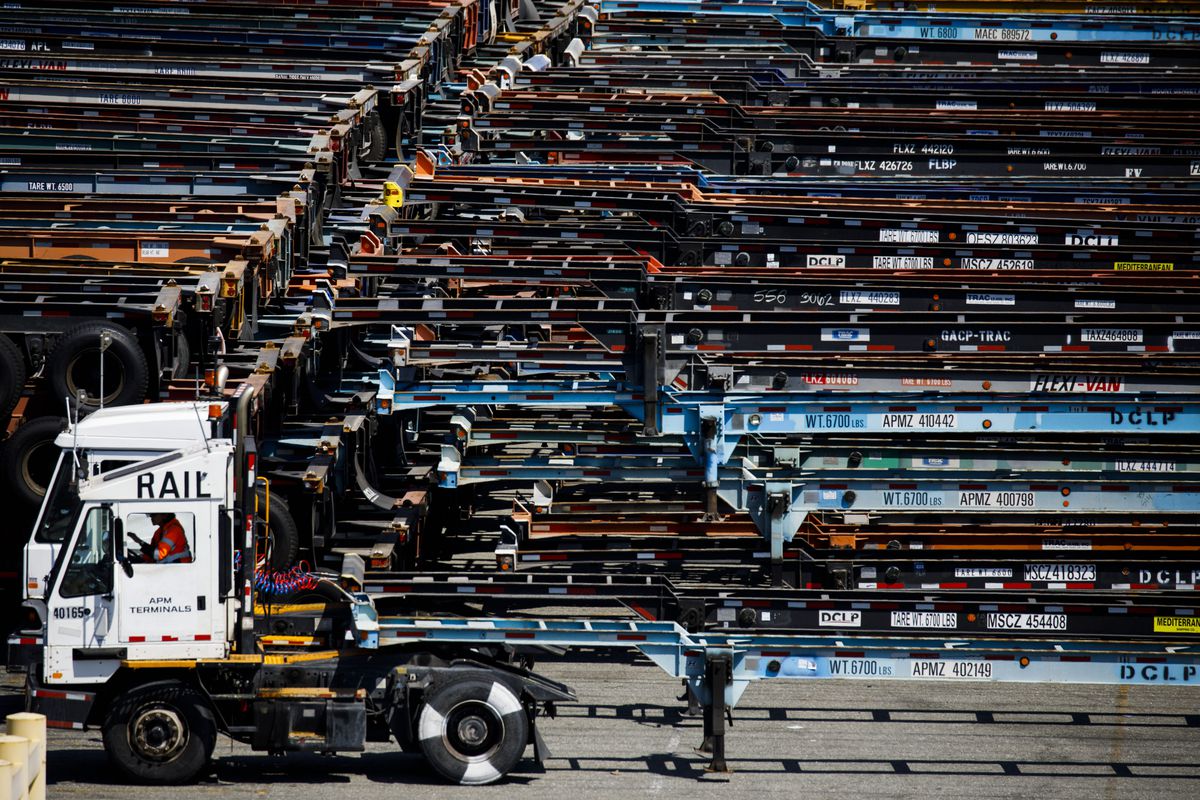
(10, 654, 1199, 800)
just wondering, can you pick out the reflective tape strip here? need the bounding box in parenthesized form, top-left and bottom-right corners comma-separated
(33, 689, 92, 702)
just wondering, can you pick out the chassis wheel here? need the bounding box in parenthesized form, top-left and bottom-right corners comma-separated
(102, 681, 216, 785)
(255, 489, 300, 571)
(417, 678, 529, 785)
(47, 322, 148, 411)
(0, 333, 25, 419)
(1, 416, 66, 507)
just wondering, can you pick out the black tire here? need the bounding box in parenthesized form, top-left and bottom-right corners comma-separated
(0, 333, 25, 419)
(364, 110, 387, 164)
(417, 677, 529, 785)
(101, 681, 216, 785)
(395, 114, 412, 162)
(1, 416, 66, 507)
(256, 489, 300, 571)
(170, 333, 191, 381)
(47, 322, 148, 411)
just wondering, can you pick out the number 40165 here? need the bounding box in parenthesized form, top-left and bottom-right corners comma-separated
(53, 607, 90, 620)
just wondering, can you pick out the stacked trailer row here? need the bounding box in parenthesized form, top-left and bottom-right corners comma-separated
(0, 0, 592, 507)
(16, 390, 1200, 786)
(339, 5, 1200, 604)
(7, 0, 1200, 790)
(0, 0, 598, 414)
(0, 0, 596, 639)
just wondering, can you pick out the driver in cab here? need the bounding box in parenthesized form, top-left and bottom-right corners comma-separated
(134, 513, 194, 564)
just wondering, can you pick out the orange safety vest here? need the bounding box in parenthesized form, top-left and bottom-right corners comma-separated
(148, 518, 193, 564)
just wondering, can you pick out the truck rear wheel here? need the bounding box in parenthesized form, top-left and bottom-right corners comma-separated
(417, 678, 529, 785)
(102, 681, 217, 785)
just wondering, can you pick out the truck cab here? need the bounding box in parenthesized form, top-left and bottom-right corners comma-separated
(15, 399, 571, 788)
(13, 402, 235, 674)
(23, 403, 222, 601)
(41, 441, 236, 683)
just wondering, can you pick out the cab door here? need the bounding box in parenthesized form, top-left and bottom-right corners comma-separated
(116, 502, 213, 650)
(44, 504, 119, 683)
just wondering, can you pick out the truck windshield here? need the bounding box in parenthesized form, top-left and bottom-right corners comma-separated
(34, 453, 84, 545)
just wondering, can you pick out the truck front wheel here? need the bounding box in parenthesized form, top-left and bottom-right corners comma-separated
(417, 678, 530, 785)
(102, 681, 217, 785)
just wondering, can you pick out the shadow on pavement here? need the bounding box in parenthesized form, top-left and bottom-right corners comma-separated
(42, 699, 1200, 789)
(556, 701, 1200, 730)
(44, 743, 1199, 788)
(564, 754, 1200, 780)
(47, 746, 540, 787)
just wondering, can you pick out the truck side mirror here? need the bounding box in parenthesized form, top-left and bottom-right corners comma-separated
(114, 518, 134, 578)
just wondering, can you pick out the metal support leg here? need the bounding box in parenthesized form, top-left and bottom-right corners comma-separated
(769, 523, 784, 587)
(681, 680, 702, 717)
(641, 329, 661, 436)
(704, 486, 719, 521)
(697, 653, 732, 773)
(767, 491, 786, 587)
(770, 558, 784, 588)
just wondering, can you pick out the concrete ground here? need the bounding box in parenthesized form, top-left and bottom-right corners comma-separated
(10, 653, 1199, 800)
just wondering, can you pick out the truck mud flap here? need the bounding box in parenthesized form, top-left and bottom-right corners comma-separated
(28, 675, 96, 731)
